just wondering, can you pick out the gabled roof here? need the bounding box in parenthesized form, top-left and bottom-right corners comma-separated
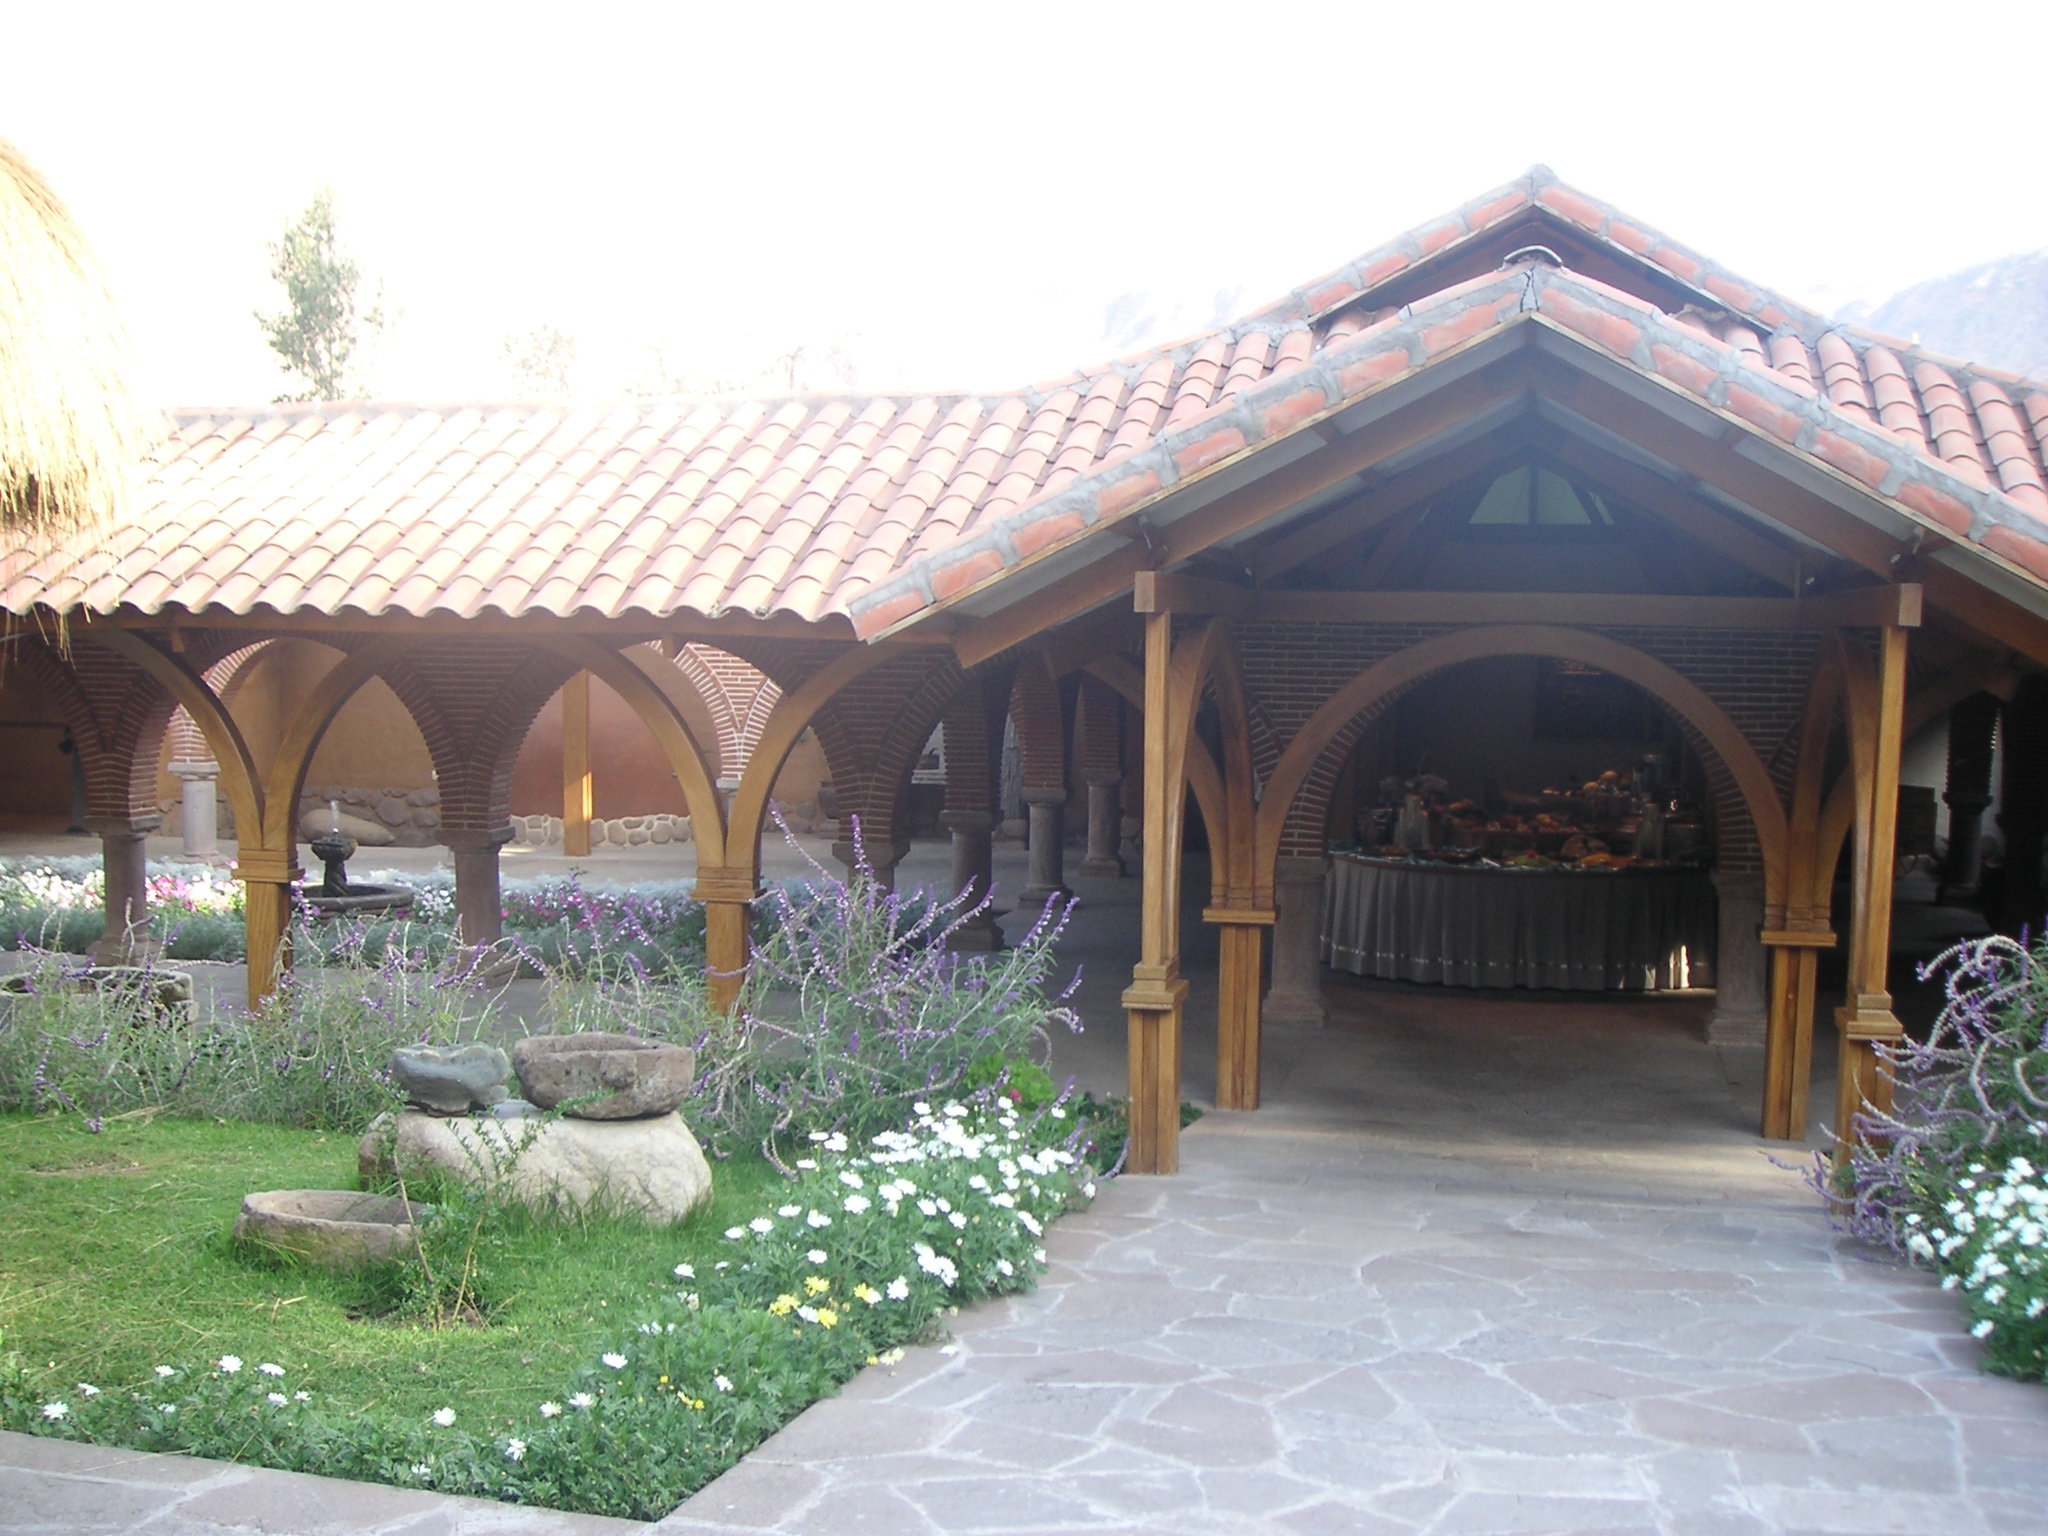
(7, 168, 2048, 644)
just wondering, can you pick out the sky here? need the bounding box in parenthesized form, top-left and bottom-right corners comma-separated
(9, 0, 2048, 408)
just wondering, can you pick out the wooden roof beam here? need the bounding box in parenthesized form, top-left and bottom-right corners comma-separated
(1134, 581, 1922, 631)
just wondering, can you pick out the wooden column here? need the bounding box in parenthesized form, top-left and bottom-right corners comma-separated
(1761, 656, 1840, 1141)
(1122, 611, 1193, 1173)
(236, 847, 299, 1012)
(1835, 626, 1910, 1149)
(695, 868, 756, 1014)
(1209, 911, 1272, 1109)
(562, 670, 593, 857)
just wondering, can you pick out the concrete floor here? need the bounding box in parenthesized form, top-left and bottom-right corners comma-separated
(7, 836, 2039, 1533)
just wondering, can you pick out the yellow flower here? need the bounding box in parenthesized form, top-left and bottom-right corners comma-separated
(803, 1276, 831, 1297)
(852, 1282, 881, 1305)
(816, 1308, 839, 1329)
(658, 1376, 669, 1385)
(768, 1294, 798, 1317)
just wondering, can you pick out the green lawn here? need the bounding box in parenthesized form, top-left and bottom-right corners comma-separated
(0, 1111, 783, 1436)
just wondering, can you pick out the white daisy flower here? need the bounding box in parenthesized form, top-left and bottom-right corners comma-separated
(153, 1366, 176, 1379)
(724, 1226, 745, 1240)
(539, 1401, 563, 1418)
(78, 1383, 100, 1397)
(505, 1438, 527, 1462)
(569, 1392, 596, 1410)
(41, 1402, 67, 1421)
(410, 1463, 433, 1478)
(267, 1392, 288, 1407)
(886, 1276, 911, 1300)
(806, 1248, 828, 1264)
(844, 1194, 870, 1214)
(258, 1363, 285, 1377)
(602, 1353, 627, 1369)
(431, 1407, 456, 1427)
(673, 1263, 694, 1279)
(807, 1210, 831, 1229)
(750, 1217, 775, 1235)
(217, 1356, 243, 1374)
(294, 1391, 310, 1402)
(713, 1374, 733, 1392)
(777, 1204, 802, 1218)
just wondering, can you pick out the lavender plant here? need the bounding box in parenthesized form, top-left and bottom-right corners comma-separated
(0, 943, 497, 1131)
(1831, 933, 2048, 1377)
(692, 820, 1081, 1169)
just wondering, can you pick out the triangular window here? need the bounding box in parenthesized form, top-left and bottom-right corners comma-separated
(1466, 466, 1612, 526)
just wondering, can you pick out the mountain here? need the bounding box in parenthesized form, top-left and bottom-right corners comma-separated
(1843, 251, 2048, 381)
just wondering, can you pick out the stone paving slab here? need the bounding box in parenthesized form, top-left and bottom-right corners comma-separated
(0, 1431, 642, 1534)
(647, 1007, 2048, 1536)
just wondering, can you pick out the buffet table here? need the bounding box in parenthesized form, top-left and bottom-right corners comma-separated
(1320, 853, 1716, 992)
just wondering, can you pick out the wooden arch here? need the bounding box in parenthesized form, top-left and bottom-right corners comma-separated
(1256, 623, 1792, 911)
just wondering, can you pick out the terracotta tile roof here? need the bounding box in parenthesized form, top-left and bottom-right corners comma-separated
(8, 167, 2048, 632)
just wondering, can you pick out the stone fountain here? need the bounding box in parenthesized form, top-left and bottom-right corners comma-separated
(301, 801, 418, 918)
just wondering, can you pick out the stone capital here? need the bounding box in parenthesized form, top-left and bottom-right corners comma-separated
(84, 814, 161, 841)
(1022, 788, 1069, 807)
(437, 826, 518, 854)
(940, 810, 996, 835)
(167, 760, 221, 782)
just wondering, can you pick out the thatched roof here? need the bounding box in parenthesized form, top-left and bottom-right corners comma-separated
(0, 137, 151, 535)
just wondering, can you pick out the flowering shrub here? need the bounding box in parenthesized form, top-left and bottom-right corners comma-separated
(1832, 934, 2048, 1377)
(2, 1102, 1092, 1520)
(692, 823, 1081, 1166)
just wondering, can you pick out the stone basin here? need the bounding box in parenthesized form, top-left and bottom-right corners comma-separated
(300, 884, 417, 919)
(232, 1189, 429, 1270)
(512, 1033, 695, 1119)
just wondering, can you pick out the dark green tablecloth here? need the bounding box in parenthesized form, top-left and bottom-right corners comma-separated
(1320, 856, 1716, 991)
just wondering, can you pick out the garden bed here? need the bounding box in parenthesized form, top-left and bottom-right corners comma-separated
(0, 834, 1115, 1518)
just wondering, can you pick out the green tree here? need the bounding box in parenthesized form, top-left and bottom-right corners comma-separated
(502, 324, 577, 399)
(254, 190, 385, 401)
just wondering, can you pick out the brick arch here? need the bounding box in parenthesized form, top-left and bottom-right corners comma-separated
(374, 641, 580, 836)
(1257, 624, 1790, 910)
(803, 650, 967, 857)
(20, 631, 246, 824)
(1008, 653, 1068, 795)
(163, 642, 272, 763)
(672, 643, 782, 782)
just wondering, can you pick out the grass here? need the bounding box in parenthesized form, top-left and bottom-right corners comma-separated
(0, 1111, 784, 1432)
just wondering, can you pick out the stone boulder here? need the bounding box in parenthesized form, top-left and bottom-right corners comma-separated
(359, 1109, 713, 1224)
(234, 1189, 427, 1269)
(512, 1033, 694, 1119)
(392, 1043, 512, 1113)
(298, 808, 395, 846)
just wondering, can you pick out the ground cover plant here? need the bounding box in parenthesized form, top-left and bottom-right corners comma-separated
(0, 834, 1108, 1518)
(1832, 932, 2048, 1379)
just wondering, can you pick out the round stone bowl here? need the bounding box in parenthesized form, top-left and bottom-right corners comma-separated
(512, 1033, 696, 1119)
(233, 1190, 429, 1270)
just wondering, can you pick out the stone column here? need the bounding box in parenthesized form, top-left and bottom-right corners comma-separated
(1707, 869, 1769, 1046)
(1941, 692, 1999, 902)
(942, 810, 1001, 950)
(832, 839, 902, 893)
(1078, 777, 1126, 876)
(1020, 789, 1071, 906)
(439, 826, 515, 949)
(169, 761, 221, 859)
(86, 814, 160, 964)
(1264, 856, 1328, 1027)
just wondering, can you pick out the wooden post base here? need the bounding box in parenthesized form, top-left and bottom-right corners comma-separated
(701, 896, 752, 1015)
(1833, 998, 1904, 1158)
(1122, 968, 1188, 1175)
(1759, 930, 1832, 1141)
(240, 876, 297, 1013)
(1207, 909, 1272, 1112)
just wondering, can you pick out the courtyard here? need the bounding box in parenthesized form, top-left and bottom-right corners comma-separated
(7, 841, 2045, 1535)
